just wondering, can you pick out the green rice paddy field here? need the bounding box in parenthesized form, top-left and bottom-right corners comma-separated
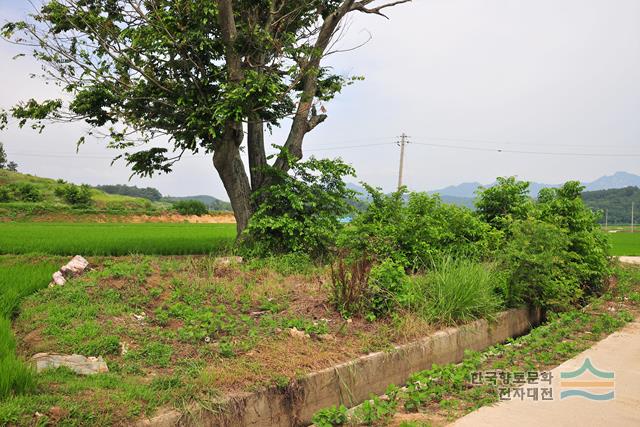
(608, 231, 640, 256)
(0, 223, 236, 256)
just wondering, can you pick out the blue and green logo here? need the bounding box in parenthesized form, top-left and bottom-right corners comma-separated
(559, 358, 615, 401)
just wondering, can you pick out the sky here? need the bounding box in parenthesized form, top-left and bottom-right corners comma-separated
(1, 0, 639, 200)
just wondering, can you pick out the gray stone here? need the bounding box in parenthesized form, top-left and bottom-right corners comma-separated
(31, 353, 109, 375)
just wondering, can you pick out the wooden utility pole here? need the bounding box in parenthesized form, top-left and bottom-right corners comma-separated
(605, 209, 608, 231)
(397, 133, 410, 190)
(632, 202, 635, 233)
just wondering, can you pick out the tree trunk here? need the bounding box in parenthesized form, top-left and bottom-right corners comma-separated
(213, 136, 253, 236)
(247, 118, 267, 191)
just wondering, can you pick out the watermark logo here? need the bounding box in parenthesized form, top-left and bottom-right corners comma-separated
(559, 358, 615, 401)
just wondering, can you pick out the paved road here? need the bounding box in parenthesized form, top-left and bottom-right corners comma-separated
(450, 320, 640, 427)
(619, 256, 640, 265)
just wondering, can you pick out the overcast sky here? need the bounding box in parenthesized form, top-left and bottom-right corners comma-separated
(1, 0, 639, 200)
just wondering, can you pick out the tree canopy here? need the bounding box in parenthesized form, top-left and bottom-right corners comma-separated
(1, 0, 410, 232)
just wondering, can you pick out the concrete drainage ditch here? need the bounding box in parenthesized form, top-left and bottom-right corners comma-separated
(137, 307, 541, 427)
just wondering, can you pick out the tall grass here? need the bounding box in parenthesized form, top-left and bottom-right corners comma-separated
(0, 223, 236, 256)
(410, 257, 503, 325)
(0, 258, 60, 399)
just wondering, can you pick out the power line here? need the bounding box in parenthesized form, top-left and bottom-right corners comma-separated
(8, 137, 640, 158)
(411, 141, 640, 157)
(413, 135, 637, 150)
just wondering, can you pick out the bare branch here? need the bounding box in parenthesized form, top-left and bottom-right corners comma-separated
(351, 0, 411, 19)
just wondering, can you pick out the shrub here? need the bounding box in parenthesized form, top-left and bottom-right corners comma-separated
(331, 257, 408, 320)
(498, 219, 581, 311)
(55, 183, 93, 206)
(0, 187, 10, 202)
(331, 254, 372, 317)
(410, 257, 503, 325)
(172, 200, 208, 216)
(241, 156, 355, 258)
(367, 259, 409, 320)
(475, 176, 534, 230)
(15, 183, 42, 202)
(339, 186, 497, 271)
(537, 181, 610, 294)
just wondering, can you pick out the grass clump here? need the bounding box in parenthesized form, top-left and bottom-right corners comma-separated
(410, 258, 502, 325)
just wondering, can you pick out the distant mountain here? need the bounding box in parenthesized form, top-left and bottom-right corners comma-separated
(346, 182, 476, 209)
(584, 172, 640, 192)
(430, 172, 640, 199)
(162, 195, 232, 211)
(430, 182, 483, 199)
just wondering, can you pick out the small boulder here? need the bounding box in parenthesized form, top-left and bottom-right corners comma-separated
(60, 255, 90, 278)
(31, 353, 108, 375)
(51, 271, 66, 287)
(49, 255, 89, 287)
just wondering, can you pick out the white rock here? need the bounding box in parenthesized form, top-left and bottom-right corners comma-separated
(60, 255, 90, 278)
(51, 271, 66, 287)
(31, 353, 108, 375)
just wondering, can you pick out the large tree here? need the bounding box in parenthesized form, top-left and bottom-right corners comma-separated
(1, 0, 409, 233)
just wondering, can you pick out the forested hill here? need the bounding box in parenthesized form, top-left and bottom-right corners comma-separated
(161, 195, 232, 211)
(95, 184, 162, 201)
(582, 186, 640, 224)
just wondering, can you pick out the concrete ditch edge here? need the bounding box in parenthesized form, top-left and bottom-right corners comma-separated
(137, 307, 541, 427)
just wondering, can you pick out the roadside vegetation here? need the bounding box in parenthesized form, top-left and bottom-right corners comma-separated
(0, 159, 631, 425)
(312, 263, 640, 426)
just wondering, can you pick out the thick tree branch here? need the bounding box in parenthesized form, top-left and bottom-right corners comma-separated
(217, 0, 243, 82)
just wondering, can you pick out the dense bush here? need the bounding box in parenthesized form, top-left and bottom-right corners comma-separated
(492, 180, 610, 310)
(366, 259, 409, 320)
(54, 183, 93, 206)
(172, 200, 208, 216)
(475, 176, 534, 230)
(498, 219, 580, 310)
(241, 157, 355, 258)
(0, 183, 43, 203)
(537, 181, 610, 293)
(339, 186, 498, 271)
(331, 177, 610, 320)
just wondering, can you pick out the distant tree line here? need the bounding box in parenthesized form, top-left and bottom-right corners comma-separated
(0, 143, 18, 172)
(582, 186, 640, 224)
(95, 184, 163, 202)
(161, 196, 232, 212)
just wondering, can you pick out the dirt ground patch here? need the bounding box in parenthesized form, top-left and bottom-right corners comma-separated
(9, 255, 432, 425)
